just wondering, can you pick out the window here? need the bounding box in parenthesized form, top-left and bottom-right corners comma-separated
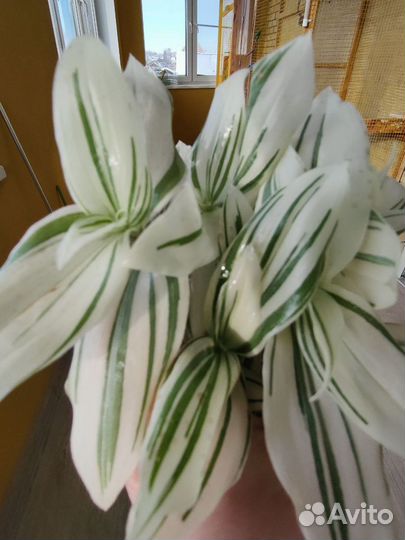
(48, 0, 98, 55)
(142, 0, 220, 87)
(48, 0, 120, 63)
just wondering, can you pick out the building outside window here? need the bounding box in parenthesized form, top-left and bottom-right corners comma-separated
(142, 0, 220, 87)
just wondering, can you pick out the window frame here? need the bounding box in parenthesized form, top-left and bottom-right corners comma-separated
(160, 0, 218, 89)
(48, 0, 121, 64)
(47, 0, 99, 56)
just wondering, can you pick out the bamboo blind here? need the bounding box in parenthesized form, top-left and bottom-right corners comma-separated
(251, 0, 405, 182)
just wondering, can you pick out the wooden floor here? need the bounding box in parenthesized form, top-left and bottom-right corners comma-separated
(0, 286, 404, 539)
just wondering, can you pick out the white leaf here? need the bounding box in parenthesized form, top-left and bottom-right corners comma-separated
(256, 146, 305, 209)
(322, 165, 371, 280)
(320, 285, 405, 457)
(235, 34, 314, 194)
(334, 211, 401, 309)
(293, 87, 370, 170)
(372, 172, 405, 234)
(126, 381, 250, 539)
(221, 185, 253, 251)
(126, 337, 240, 539)
(210, 165, 351, 355)
(57, 214, 124, 268)
(263, 329, 398, 540)
(296, 288, 405, 457)
(192, 69, 248, 208)
(0, 236, 130, 400)
(53, 38, 151, 221)
(292, 88, 373, 278)
(295, 290, 345, 402)
(1, 205, 83, 328)
(124, 180, 219, 276)
(125, 56, 185, 214)
(213, 244, 262, 349)
(176, 141, 192, 166)
(125, 56, 175, 188)
(66, 272, 189, 510)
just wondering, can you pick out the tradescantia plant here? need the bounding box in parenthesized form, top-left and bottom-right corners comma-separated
(0, 33, 404, 540)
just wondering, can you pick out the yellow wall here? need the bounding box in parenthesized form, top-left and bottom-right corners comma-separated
(0, 0, 63, 502)
(115, 0, 146, 66)
(114, 0, 214, 144)
(170, 89, 214, 145)
(0, 1, 69, 263)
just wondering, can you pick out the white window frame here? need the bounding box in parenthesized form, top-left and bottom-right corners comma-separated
(160, 0, 218, 89)
(48, 0, 121, 64)
(48, 0, 99, 56)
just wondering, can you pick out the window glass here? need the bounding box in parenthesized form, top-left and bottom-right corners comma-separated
(197, 0, 220, 26)
(49, 0, 98, 55)
(58, 0, 77, 47)
(197, 25, 218, 76)
(142, 0, 186, 76)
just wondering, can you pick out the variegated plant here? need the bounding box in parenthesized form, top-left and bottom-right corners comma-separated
(0, 34, 404, 540)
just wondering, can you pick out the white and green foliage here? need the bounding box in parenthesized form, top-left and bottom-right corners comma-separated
(190, 33, 315, 253)
(0, 33, 404, 540)
(263, 329, 398, 540)
(126, 338, 249, 539)
(207, 164, 353, 355)
(191, 34, 315, 207)
(0, 37, 210, 509)
(65, 271, 189, 509)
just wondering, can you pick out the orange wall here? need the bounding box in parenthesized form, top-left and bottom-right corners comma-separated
(0, 0, 62, 502)
(0, 1, 69, 263)
(115, 0, 146, 66)
(114, 1, 214, 145)
(170, 89, 214, 145)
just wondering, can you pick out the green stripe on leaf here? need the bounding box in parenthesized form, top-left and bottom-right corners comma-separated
(153, 150, 185, 208)
(134, 274, 157, 444)
(73, 71, 118, 211)
(311, 114, 325, 168)
(157, 229, 202, 250)
(326, 291, 404, 354)
(236, 256, 325, 355)
(45, 241, 121, 364)
(8, 212, 83, 264)
(98, 271, 140, 488)
(355, 253, 396, 267)
(248, 48, 289, 113)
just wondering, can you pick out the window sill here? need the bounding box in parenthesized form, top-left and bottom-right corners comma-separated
(166, 83, 216, 90)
